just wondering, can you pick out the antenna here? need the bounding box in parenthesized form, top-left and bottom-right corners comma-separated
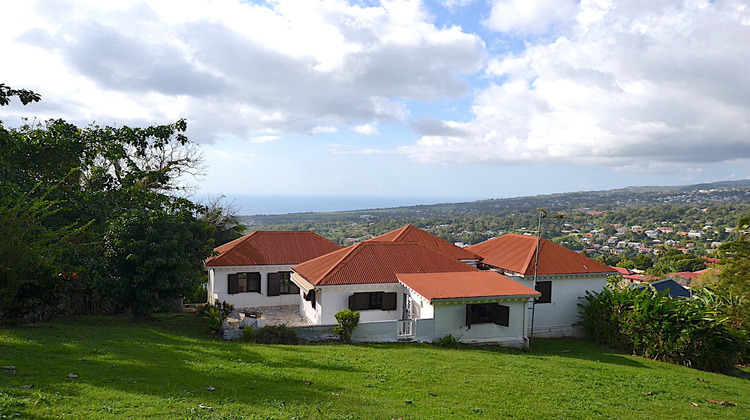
(529, 208, 546, 349)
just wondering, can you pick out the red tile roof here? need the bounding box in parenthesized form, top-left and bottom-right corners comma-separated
(293, 241, 479, 286)
(610, 266, 633, 275)
(668, 269, 708, 281)
(368, 225, 481, 261)
(398, 271, 540, 301)
(467, 233, 617, 276)
(205, 231, 342, 267)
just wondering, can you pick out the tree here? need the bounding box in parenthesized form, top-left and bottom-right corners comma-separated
(1, 84, 212, 320)
(200, 195, 246, 246)
(104, 203, 214, 316)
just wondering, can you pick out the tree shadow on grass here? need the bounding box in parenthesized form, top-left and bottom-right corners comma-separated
(0, 314, 370, 418)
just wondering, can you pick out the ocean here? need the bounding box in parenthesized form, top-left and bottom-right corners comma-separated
(216, 194, 479, 216)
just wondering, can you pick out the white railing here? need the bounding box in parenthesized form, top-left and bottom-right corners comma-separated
(397, 320, 414, 337)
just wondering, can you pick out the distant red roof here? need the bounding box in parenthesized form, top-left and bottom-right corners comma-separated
(668, 269, 708, 281)
(398, 271, 540, 302)
(293, 241, 478, 286)
(610, 266, 633, 275)
(205, 231, 342, 267)
(467, 233, 617, 276)
(368, 225, 481, 261)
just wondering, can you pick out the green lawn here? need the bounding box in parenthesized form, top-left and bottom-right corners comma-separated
(1, 314, 748, 419)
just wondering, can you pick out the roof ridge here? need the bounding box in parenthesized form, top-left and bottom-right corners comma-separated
(393, 225, 413, 240)
(317, 243, 362, 282)
(520, 235, 540, 274)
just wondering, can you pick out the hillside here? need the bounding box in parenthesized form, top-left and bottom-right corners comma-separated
(238, 181, 750, 255)
(1, 314, 748, 418)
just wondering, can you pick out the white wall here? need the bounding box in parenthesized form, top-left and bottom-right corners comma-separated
(301, 283, 406, 325)
(512, 274, 607, 337)
(209, 266, 301, 308)
(432, 299, 528, 348)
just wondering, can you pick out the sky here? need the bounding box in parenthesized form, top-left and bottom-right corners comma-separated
(2, 0, 750, 212)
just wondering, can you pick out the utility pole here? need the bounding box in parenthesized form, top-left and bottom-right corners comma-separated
(528, 208, 546, 349)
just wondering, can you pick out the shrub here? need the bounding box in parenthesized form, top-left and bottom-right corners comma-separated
(252, 324, 299, 345)
(333, 309, 360, 344)
(203, 300, 233, 334)
(435, 334, 463, 349)
(577, 285, 747, 373)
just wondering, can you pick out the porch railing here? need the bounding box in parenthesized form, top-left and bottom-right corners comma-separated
(397, 320, 414, 338)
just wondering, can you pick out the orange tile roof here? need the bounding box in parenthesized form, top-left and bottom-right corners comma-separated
(367, 225, 481, 261)
(467, 233, 617, 276)
(398, 271, 540, 301)
(293, 241, 479, 286)
(205, 231, 342, 267)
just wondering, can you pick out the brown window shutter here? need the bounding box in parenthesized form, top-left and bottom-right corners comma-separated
(310, 290, 316, 308)
(228, 274, 239, 294)
(536, 281, 552, 304)
(492, 304, 510, 327)
(290, 281, 300, 295)
(248, 272, 261, 293)
(267, 272, 281, 296)
(465, 305, 472, 329)
(348, 293, 356, 310)
(382, 292, 397, 311)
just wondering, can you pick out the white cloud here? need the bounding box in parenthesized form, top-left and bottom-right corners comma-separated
(2, 0, 483, 143)
(250, 135, 281, 143)
(404, 0, 750, 172)
(484, 0, 578, 35)
(353, 124, 380, 135)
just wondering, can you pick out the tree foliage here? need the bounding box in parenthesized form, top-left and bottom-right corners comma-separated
(578, 286, 747, 373)
(0, 84, 213, 320)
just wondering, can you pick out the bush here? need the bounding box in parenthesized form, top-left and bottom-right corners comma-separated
(577, 286, 747, 373)
(252, 324, 299, 345)
(203, 300, 234, 334)
(333, 309, 360, 344)
(435, 334, 463, 349)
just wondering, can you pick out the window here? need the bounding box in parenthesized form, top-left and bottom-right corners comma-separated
(535, 281, 552, 304)
(465, 303, 510, 329)
(349, 292, 397, 311)
(304, 290, 316, 309)
(228, 272, 260, 294)
(267, 271, 300, 296)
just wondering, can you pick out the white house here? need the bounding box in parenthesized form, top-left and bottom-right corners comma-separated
(290, 240, 539, 346)
(205, 231, 342, 308)
(467, 234, 617, 338)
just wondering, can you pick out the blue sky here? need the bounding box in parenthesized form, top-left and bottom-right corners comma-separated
(2, 0, 750, 210)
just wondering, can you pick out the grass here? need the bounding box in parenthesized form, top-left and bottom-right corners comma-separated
(1, 314, 748, 419)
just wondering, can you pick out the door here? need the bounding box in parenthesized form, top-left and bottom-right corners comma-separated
(402, 293, 412, 320)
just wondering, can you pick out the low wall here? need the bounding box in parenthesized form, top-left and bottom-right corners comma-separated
(293, 319, 436, 343)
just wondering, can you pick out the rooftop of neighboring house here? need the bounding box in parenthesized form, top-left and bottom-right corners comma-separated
(367, 224, 482, 262)
(636, 278, 691, 298)
(467, 233, 618, 276)
(293, 241, 479, 287)
(397, 271, 540, 302)
(610, 266, 633, 276)
(205, 231, 342, 267)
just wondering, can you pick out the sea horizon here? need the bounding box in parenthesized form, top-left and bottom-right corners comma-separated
(207, 194, 484, 216)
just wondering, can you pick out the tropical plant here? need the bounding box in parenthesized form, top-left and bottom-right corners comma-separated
(577, 285, 747, 373)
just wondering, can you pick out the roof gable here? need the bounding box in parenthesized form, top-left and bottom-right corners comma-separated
(205, 231, 342, 267)
(293, 241, 479, 286)
(467, 233, 616, 276)
(368, 225, 481, 261)
(398, 271, 540, 301)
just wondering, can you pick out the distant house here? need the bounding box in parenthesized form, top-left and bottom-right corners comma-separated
(205, 231, 342, 308)
(636, 279, 691, 298)
(668, 269, 708, 287)
(467, 234, 617, 338)
(291, 240, 539, 347)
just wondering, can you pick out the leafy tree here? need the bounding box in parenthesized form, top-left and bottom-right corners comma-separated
(1, 84, 212, 320)
(200, 195, 246, 246)
(104, 203, 214, 316)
